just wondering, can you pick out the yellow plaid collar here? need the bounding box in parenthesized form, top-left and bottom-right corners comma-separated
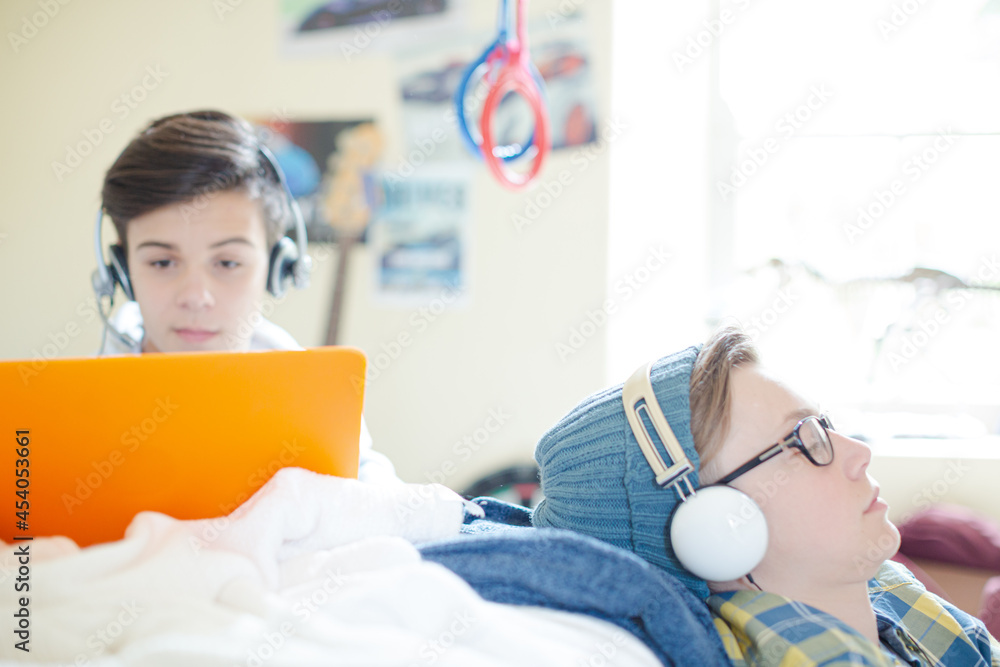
(707, 560, 999, 667)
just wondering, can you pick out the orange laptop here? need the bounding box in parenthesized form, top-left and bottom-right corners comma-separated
(1, 346, 366, 547)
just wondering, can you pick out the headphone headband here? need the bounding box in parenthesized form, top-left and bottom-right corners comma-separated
(622, 362, 696, 497)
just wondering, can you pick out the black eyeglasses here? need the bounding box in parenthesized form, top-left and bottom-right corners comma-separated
(714, 415, 835, 486)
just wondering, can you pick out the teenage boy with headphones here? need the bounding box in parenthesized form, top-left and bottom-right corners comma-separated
(533, 326, 1000, 665)
(94, 110, 399, 484)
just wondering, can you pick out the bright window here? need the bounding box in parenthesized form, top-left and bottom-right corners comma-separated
(605, 0, 1000, 435)
(708, 0, 1000, 433)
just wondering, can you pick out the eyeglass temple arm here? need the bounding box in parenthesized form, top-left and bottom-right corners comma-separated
(714, 440, 788, 486)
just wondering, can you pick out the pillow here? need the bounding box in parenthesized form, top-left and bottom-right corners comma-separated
(896, 504, 1000, 571)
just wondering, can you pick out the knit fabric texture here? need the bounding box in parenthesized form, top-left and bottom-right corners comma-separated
(532, 345, 711, 599)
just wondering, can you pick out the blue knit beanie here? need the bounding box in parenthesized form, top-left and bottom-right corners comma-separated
(532, 345, 710, 599)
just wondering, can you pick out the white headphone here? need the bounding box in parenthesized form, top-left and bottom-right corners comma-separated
(622, 362, 768, 582)
(92, 144, 312, 349)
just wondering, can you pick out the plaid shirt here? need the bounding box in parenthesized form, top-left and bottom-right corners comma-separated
(708, 560, 1000, 666)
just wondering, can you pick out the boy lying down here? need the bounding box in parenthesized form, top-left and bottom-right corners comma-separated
(533, 325, 1000, 666)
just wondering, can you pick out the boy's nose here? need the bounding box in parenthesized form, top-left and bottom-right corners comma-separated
(176, 271, 215, 310)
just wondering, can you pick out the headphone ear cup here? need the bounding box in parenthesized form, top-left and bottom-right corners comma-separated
(267, 237, 299, 298)
(669, 485, 768, 582)
(108, 244, 134, 301)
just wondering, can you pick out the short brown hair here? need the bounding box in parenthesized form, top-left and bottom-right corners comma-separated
(101, 110, 287, 253)
(689, 325, 760, 480)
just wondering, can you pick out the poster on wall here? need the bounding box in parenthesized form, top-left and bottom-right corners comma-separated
(394, 49, 471, 170)
(250, 116, 383, 243)
(369, 166, 470, 306)
(278, 0, 466, 58)
(251, 115, 386, 343)
(531, 15, 600, 152)
(389, 9, 599, 184)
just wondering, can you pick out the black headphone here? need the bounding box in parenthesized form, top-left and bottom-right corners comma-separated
(92, 145, 312, 346)
(622, 362, 769, 582)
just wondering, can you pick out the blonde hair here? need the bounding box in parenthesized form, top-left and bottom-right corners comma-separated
(689, 325, 759, 480)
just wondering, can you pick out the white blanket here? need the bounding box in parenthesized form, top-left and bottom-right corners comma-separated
(0, 469, 659, 666)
